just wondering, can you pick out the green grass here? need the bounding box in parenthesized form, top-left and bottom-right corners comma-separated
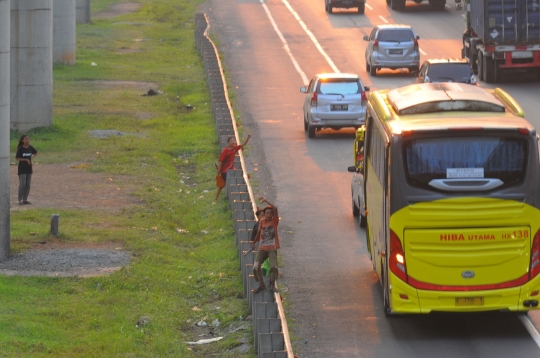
(2, 0, 255, 356)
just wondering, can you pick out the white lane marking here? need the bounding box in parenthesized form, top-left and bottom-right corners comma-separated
(379, 15, 389, 24)
(420, 48, 427, 55)
(259, 0, 309, 84)
(365, 3, 373, 10)
(280, 0, 340, 73)
(518, 315, 540, 349)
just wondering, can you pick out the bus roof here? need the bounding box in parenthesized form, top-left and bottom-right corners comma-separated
(369, 83, 534, 135)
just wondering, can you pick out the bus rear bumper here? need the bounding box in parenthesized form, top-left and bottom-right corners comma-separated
(388, 271, 540, 314)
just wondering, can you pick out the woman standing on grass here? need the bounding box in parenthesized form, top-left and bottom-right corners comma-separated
(15, 135, 38, 205)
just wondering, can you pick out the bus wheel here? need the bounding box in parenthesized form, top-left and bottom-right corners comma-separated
(383, 271, 393, 316)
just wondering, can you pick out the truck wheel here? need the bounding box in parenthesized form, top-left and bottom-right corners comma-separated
(391, 0, 404, 10)
(484, 55, 498, 83)
(329, 4, 333, 13)
(477, 51, 484, 81)
(358, 3, 365, 13)
(471, 54, 478, 74)
(308, 124, 316, 138)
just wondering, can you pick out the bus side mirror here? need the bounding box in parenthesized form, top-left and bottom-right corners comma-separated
(356, 126, 366, 142)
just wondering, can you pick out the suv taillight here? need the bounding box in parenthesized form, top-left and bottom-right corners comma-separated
(414, 39, 419, 52)
(373, 39, 379, 52)
(530, 229, 540, 279)
(311, 92, 318, 107)
(361, 91, 367, 101)
(389, 230, 407, 283)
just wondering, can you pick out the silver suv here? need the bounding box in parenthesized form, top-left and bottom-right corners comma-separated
(300, 73, 369, 138)
(363, 24, 420, 76)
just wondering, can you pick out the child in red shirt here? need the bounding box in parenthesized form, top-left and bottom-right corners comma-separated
(215, 134, 251, 200)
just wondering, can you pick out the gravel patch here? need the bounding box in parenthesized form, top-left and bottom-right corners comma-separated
(0, 249, 131, 277)
(89, 130, 130, 138)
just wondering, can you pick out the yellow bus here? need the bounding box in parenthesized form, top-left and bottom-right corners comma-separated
(361, 82, 540, 315)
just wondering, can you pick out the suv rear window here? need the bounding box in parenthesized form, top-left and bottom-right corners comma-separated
(377, 29, 415, 42)
(429, 63, 472, 81)
(318, 80, 363, 95)
(403, 136, 527, 190)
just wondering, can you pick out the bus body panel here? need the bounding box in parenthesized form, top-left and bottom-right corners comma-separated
(387, 198, 540, 313)
(390, 197, 539, 287)
(389, 270, 540, 313)
(365, 158, 385, 281)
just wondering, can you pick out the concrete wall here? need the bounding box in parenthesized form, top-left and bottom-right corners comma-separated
(76, 0, 90, 24)
(10, 0, 53, 131)
(0, 0, 11, 260)
(53, 0, 76, 64)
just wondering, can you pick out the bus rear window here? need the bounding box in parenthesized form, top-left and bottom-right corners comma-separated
(403, 136, 528, 190)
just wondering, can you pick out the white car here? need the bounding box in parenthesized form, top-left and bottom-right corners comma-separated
(300, 73, 369, 138)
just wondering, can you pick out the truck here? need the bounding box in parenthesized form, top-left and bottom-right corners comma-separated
(461, 0, 540, 83)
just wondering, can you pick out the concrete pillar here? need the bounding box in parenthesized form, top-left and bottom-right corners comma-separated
(10, 0, 53, 131)
(76, 0, 90, 24)
(0, 0, 11, 261)
(53, 0, 76, 64)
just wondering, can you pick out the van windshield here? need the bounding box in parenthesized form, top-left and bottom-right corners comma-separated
(377, 29, 415, 42)
(318, 80, 362, 95)
(403, 136, 528, 189)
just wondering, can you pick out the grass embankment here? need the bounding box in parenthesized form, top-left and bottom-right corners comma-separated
(1, 0, 254, 356)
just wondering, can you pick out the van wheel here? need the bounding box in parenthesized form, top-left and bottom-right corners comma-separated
(360, 214, 366, 228)
(329, 4, 333, 13)
(369, 63, 377, 76)
(304, 115, 308, 132)
(358, 3, 365, 13)
(391, 0, 404, 10)
(366, 60, 370, 73)
(308, 124, 316, 138)
(429, 0, 445, 10)
(352, 196, 360, 217)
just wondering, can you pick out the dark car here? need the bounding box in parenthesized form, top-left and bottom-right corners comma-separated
(416, 59, 477, 85)
(325, 0, 366, 14)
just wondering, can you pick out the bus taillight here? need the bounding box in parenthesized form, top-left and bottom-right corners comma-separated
(530, 229, 540, 279)
(390, 230, 408, 283)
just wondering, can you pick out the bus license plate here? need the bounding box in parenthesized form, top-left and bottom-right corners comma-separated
(455, 297, 484, 306)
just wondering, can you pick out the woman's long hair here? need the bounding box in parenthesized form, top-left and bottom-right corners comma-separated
(17, 135, 28, 149)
